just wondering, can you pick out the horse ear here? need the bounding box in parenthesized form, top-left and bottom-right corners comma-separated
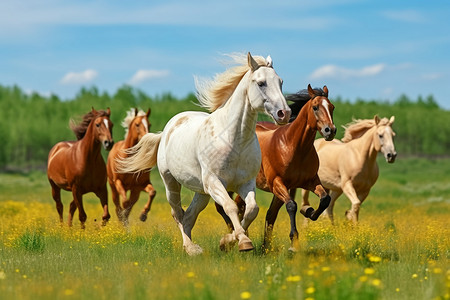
(247, 52, 259, 72)
(389, 116, 395, 124)
(91, 107, 97, 114)
(146, 108, 151, 118)
(266, 55, 273, 68)
(374, 115, 380, 125)
(106, 107, 111, 117)
(134, 108, 138, 117)
(307, 84, 315, 98)
(323, 85, 329, 97)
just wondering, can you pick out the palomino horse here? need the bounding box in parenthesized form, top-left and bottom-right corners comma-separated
(300, 115, 397, 223)
(117, 53, 291, 255)
(107, 108, 156, 226)
(47, 108, 114, 228)
(216, 84, 336, 251)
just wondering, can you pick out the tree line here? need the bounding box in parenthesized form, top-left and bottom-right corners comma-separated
(0, 84, 448, 171)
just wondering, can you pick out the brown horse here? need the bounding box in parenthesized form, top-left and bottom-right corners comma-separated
(47, 108, 114, 228)
(216, 84, 336, 251)
(107, 108, 156, 226)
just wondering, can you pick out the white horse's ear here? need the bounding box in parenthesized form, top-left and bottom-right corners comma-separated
(389, 116, 395, 124)
(247, 52, 260, 72)
(266, 55, 273, 67)
(374, 115, 380, 125)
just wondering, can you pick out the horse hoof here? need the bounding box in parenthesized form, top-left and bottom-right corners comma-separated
(300, 206, 314, 219)
(139, 214, 147, 222)
(238, 241, 254, 252)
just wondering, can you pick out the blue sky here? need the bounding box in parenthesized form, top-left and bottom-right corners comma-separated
(1, 0, 449, 109)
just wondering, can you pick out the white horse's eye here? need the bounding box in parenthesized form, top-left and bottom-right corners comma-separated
(257, 81, 266, 87)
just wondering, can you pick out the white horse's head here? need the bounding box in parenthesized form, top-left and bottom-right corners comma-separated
(374, 115, 397, 163)
(246, 53, 291, 125)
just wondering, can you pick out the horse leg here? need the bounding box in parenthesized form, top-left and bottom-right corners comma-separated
(207, 178, 253, 252)
(271, 177, 299, 252)
(139, 183, 156, 222)
(214, 192, 243, 233)
(49, 180, 63, 224)
(342, 181, 364, 224)
(113, 180, 127, 223)
(68, 199, 77, 227)
(237, 183, 259, 243)
(263, 196, 284, 252)
(71, 188, 86, 229)
(95, 187, 110, 226)
(325, 190, 342, 225)
(121, 189, 141, 226)
(182, 192, 210, 245)
(162, 171, 203, 256)
(300, 176, 331, 221)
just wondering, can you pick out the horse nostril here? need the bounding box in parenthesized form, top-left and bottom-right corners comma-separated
(324, 127, 330, 133)
(387, 153, 392, 158)
(277, 110, 285, 119)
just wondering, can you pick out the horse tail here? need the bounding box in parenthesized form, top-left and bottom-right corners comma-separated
(116, 133, 162, 173)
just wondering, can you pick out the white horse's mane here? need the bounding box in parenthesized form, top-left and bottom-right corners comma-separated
(122, 108, 147, 139)
(342, 117, 391, 142)
(194, 53, 268, 112)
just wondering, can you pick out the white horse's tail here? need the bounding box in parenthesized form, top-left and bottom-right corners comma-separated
(116, 132, 162, 173)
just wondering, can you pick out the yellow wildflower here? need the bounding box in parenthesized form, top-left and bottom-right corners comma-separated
(240, 291, 251, 299)
(364, 268, 375, 275)
(286, 275, 301, 282)
(306, 287, 315, 294)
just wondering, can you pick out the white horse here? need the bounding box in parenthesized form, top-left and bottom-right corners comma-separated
(301, 115, 397, 224)
(118, 53, 291, 255)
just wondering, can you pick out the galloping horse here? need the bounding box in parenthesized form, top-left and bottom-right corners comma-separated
(117, 53, 291, 255)
(107, 108, 156, 226)
(216, 84, 336, 251)
(300, 115, 397, 223)
(47, 108, 114, 228)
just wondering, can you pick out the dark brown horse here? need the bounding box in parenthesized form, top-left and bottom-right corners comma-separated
(107, 108, 156, 226)
(216, 84, 336, 251)
(47, 108, 114, 228)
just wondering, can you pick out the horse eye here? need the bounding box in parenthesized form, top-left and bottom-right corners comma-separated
(312, 106, 318, 111)
(96, 123, 100, 128)
(379, 134, 383, 138)
(257, 81, 266, 87)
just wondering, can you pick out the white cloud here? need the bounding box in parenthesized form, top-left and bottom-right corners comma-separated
(422, 73, 443, 81)
(60, 69, 98, 85)
(381, 10, 425, 23)
(310, 63, 386, 80)
(128, 69, 170, 85)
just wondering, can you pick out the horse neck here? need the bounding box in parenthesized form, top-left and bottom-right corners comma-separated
(215, 72, 258, 143)
(351, 127, 379, 164)
(124, 129, 139, 148)
(78, 123, 102, 161)
(285, 101, 316, 152)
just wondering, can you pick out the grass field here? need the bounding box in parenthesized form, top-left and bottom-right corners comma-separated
(0, 157, 449, 299)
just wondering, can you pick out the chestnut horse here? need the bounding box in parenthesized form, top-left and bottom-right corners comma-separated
(47, 108, 114, 228)
(216, 84, 336, 252)
(107, 108, 156, 226)
(300, 115, 397, 224)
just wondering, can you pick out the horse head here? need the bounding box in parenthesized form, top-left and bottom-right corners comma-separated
(92, 107, 114, 151)
(129, 108, 151, 142)
(307, 84, 336, 141)
(246, 52, 291, 125)
(374, 115, 397, 163)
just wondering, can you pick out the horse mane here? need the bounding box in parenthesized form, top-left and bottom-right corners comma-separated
(195, 53, 268, 112)
(122, 108, 147, 139)
(342, 117, 391, 142)
(70, 109, 109, 140)
(286, 87, 327, 122)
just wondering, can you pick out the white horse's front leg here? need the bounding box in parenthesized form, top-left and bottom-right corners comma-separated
(238, 181, 259, 232)
(207, 178, 254, 252)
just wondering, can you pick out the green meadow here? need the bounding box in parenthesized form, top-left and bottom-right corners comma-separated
(0, 157, 448, 300)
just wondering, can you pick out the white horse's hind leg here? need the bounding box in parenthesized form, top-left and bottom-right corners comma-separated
(161, 171, 203, 256)
(239, 182, 259, 232)
(342, 181, 361, 224)
(183, 192, 210, 241)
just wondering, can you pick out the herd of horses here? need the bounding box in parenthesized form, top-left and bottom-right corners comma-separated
(47, 53, 397, 255)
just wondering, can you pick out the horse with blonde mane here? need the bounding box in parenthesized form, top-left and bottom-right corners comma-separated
(107, 108, 156, 226)
(47, 108, 114, 228)
(117, 53, 291, 255)
(300, 115, 397, 223)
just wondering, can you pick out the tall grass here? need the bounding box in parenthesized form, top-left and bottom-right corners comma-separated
(0, 157, 449, 299)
